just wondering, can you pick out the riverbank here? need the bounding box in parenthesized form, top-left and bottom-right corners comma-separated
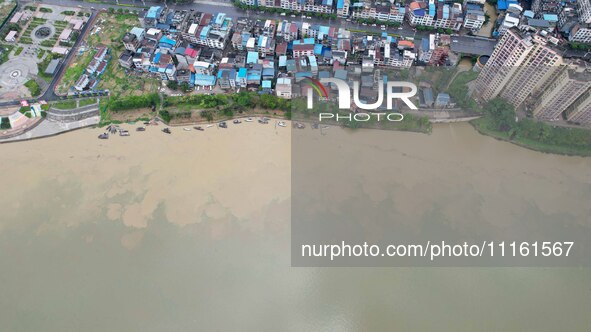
(471, 98, 591, 157)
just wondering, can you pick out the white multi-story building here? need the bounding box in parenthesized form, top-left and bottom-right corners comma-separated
(497, 13, 520, 35)
(578, 0, 591, 24)
(241, 0, 336, 14)
(382, 43, 415, 68)
(569, 23, 591, 43)
(351, 3, 405, 23)
(532, 66, 591, 120)
(463, 6, 486, 31)
(566, 89, 591, 125)
(476, 28, 559, 103)
(406, 1, 464, 31)
(336, 0, 350, 18)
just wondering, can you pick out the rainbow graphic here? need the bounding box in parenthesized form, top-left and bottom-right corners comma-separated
(302, 77, 329, 98)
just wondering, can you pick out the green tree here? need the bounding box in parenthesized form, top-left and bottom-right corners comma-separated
(167, 80, 178, 90)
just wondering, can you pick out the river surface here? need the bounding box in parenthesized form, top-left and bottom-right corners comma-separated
(0, 122, 590, 331)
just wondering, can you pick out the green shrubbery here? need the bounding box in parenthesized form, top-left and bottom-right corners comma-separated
(109, 93, 160, 111)
(24, 80, 41, 97)
(472, 98, 591, 156)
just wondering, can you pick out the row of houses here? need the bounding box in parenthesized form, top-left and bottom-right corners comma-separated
(494, 0, 591, 44)
(239, 0, 488, 32)
(117, 7, 462, 99)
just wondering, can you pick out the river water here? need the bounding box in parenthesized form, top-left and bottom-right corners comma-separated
(0, 122, 590, 331)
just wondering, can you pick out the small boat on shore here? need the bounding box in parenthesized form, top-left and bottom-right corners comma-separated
(107, 125, 118, 134)
(183, 127, 191, 131)
(296, 123, 305, 129)
(312, 122, 319, 129)
(245, 117, 253, 122)
(194, 126, 204, 131)
(162, 128, 171, 134)
(98, 133, 109, 139)
(136, 127, 146, 132)
(278, 121, 287, 127)
(258, 118, 268, 124)
(233, 119, 241, 124)
(119, 130, 130, 137)
(218, 121, 227, 128)
(206, 124, 214, 128)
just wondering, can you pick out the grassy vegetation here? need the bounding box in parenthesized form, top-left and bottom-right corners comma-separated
(0, 0, 16, 25)
(446, 70, 480, 111)
(59, 12, 157, 97)
(79, 98, 98, 107)
(13, 46, 23, 56)
(471, 98, 591, 156)
(52, 98, 98, 110)
(39, 7, 53, 13)
(37, 49, 45, 59)
(61, 10, 76, 16)
(24, 80, 41, 97)
(56, 48, 95, 94)
(51, 100, 77, 109)
(91, 12, 159, 97)
(0, 44, 13, 64)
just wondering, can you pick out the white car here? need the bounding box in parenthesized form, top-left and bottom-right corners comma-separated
(278, 121, 287, 127)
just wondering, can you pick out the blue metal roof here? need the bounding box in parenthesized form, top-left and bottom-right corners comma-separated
(314, 44, 323, 55)
(497, 0, 518, 11)
(523, 10, 535, 18)
(159, 36, 176, 46)
(146, 6, 161, 19)
(247, 51, 259, 64)
(195, 74, 216, 86)
(262, 80, 272, 88)
(237, 67, 247, 79)
(293, 38, 315, 45)
(336, 0, 344, 9)
(215, 13, 226, 25)
(543, 14, 558, 22)
(200, 26, 210, 39)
